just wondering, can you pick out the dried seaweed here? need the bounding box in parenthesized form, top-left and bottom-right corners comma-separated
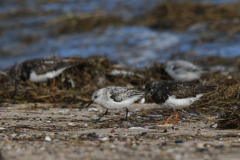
(141, 1, 240, 35)
(0, 56, 240, 128)
(218, 104, 240, 129)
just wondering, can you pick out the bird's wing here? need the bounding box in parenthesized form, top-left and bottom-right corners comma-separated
(23, 58, 77, 75)
(164, 81, 215, 99)
(108, 87, 144, 102)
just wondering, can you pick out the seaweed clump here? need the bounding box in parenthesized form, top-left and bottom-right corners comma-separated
(47, 12, 125, 34)
(0, 56, 168, 103)
(218, 104, 240, 129)
(0, 56, 240, 129)
(142, 2, 240, 34)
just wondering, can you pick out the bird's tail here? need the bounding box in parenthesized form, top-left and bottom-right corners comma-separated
(0, 71, 7, 76)
(135, 90, 145, 104)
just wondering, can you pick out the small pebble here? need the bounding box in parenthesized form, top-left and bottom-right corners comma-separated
(110, 129, 115, 133)
(10, 134, 17, 138)
(162, 142, 167, 146)
(88, 108, 98, 112)
(163, 129, 168, 133)
(211, 124, 218, 128)
(204, 143, 211, 148)
(20, 130, 28, 133)
(174, 139, 184, 143)
(0, 135, 5, 139)
(141, 132, 147, 135)
(216, 137, 222, 141)
(196, 148, 209, 152)
(215, 145, 224, 149)
(149, 115, 162, 118)
(100, 137, 108, 141)
(45, 136, 52, 142)
(67, 123, 75, 126)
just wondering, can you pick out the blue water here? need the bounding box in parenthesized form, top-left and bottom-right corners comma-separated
(0, 0, 239, 69)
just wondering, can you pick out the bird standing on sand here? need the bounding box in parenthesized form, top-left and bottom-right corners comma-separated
(165, 60, 207, 82)
(86, 86, 145, 123)
(145, 81, 215, 124)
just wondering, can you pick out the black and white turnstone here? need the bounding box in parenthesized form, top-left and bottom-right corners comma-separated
(86, 86, 145, 123)
(165, 60, 207, 82)
(145, 81, 215, 124)
(8, 58, 78, 89)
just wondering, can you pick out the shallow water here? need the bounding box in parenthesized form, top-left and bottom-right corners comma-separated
(0, 0, 239, 69)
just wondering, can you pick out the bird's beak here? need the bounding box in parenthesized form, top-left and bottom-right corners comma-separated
(86, 100, 94, 108)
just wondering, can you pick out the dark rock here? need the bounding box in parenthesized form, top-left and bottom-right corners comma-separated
(87, 132, 98, 138)
(163, 129, 168, 133)
(196, 148, 209, 152)
(162, 142, 167, 146)
(216, 137, 222, 141)
(174, 139, 184, 143)
(215, 145, 224, 149)
(141, 132, 147, 135)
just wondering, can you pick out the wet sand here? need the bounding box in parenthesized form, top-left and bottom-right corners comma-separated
(0, 103, 240, 160)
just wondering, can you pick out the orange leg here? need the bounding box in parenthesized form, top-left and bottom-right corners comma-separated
(52, 78, 56, 90)
(158, 110, 177, 124)
(171, 110, 179, 124)
(39, 83, 43, 89)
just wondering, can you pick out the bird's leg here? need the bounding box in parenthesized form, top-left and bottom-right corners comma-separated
(39, 83, 43, 89)
(159, 110, 177, 124)
(94, 109, 108, 123)
(51, 78, 56, 90)
(125, 107, 129, 121)
(171, 110, 179, 124)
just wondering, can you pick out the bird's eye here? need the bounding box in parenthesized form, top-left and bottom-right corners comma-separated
(94, 96, 97, 98)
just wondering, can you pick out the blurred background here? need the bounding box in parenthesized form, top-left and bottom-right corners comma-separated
(0, 0, 240, 69)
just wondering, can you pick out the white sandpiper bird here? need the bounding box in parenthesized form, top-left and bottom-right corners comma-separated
(86, 86, 145, 123)
(145, 81, 215, 124)
(165, 60, 207, 82)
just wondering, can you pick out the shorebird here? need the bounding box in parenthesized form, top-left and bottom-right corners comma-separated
(1, 58, 78, 98)
(145, 81, 215, 124)
(86, 86, 145, 123)
(165, 60, 207, 82)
